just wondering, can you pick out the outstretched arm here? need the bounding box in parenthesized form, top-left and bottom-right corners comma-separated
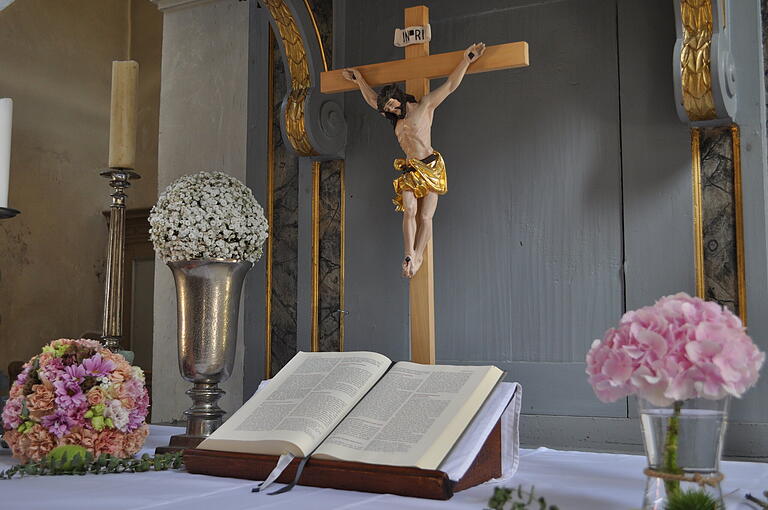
(423, 42, 486, 110)
(342, 68, 379, 110)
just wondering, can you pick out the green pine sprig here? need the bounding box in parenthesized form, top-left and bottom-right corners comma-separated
(487, 485, 559, 510)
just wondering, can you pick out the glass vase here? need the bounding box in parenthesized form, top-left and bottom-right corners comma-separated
(638, 397, 728, 510)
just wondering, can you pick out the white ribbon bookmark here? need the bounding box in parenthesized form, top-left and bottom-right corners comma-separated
(251, 453, 295, 493)
(267, 456, 309, 495)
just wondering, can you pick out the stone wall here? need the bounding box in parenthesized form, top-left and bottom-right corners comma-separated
(151, 0, 249, 423)
(0, 0, 161, 394)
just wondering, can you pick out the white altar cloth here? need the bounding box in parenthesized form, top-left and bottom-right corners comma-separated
(1, 425, 767, 510)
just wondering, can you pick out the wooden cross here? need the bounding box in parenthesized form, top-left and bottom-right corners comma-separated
(320, 6, 529, 364)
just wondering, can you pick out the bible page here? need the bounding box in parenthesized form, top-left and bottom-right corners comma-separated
(313, 362, 503, 469)
(198, 351, 391, 457)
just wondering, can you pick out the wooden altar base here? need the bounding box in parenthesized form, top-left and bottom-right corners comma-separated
(183, 421, 502, 500)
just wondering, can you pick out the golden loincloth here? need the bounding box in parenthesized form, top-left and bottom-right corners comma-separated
(392, 150, 447, 212)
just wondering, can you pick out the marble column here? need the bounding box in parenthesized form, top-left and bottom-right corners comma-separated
(265, 0, 342, 375)
(317, 159, 344, 352)
(150, 0, 249, 423)
(699, 127, 741, 315)
(307, 0, 344, 355)
(268, 30, 300, 374)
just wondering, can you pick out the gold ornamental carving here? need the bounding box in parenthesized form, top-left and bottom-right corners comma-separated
(680, 0, 717, 121)
(263, 0, 317, 156)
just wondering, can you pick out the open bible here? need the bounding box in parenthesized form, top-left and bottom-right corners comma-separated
(190, 351, 520, 498)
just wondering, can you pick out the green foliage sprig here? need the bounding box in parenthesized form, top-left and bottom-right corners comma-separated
(0, 447, 183, 479)
(666, 489, 722, 510)
(487, 485, 559, 510)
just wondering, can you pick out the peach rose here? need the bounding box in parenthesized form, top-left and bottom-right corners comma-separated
(119, 396, 136, 410)
(86, 387, 105, 406)
(108, 365, 134, 384)
(26, 384, 55, 411)
(101, 351, 125, 365)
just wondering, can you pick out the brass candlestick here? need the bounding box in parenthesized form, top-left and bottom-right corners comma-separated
(100, 168, 140, 352)
(0, 207, 19, 219)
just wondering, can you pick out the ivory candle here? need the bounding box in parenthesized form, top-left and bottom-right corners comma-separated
(108, 60, 139, 169)
(0, 98, 12, 209)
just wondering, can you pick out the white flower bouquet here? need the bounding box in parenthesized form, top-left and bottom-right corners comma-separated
(149, 172, 268, 263)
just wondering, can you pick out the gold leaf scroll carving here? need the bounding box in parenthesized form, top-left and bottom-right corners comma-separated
(263, 0, 317, 156)
(680, 0, 717, 121)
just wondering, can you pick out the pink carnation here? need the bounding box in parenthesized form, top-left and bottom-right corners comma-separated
(118, 378, 145, 401)
(23, 424, 57, 461)
(1, 397, 23, 429)
(9, 383, 23, 399)
(58, 426, 98, 453)
(586, 292, 764, 406)
(75, 338, 103, 350)
(123, 425, 150, 455)
(2, 430, 26, 463)
(14, 365, 32, 386)
(94, 428, 126, 457)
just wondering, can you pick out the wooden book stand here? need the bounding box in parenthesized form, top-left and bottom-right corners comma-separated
(184, 420, 502, 500)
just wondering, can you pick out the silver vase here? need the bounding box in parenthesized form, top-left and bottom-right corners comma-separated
(158, 259, 252, 453)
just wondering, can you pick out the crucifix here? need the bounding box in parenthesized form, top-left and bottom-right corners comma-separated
(320, 5, 529, 364)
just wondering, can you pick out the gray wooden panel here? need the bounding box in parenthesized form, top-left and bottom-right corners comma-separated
(617, 0, 694, 313)
(727, 0, 768, 424)
(434, 0, 623, 365)
(522, 414, 768, 460)
(244, 4, 270, 396)
(617, 0, 694, 423)
(343, 0, 624, 417)
(443, 361, 626, 417)
(619, 0, 768, 429)
(242, 0, 768, 453)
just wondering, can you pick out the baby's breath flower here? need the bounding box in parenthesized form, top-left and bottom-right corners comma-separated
(149, 172, 269, 263)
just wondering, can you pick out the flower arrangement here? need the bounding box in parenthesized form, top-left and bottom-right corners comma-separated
(586, 292, 764, 406)
(149, 171, 269, 263)
(1, 339, 150, 464)
(586, 292, 764, 507)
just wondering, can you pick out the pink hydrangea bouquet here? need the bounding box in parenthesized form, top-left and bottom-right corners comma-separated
(586, 292, 764, 406)
(1, 339, 149, 463)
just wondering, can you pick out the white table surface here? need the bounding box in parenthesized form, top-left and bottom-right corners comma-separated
(1, 425, 766, 510)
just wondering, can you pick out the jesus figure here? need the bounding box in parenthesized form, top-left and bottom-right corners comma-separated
(343, 42, 486, 278)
